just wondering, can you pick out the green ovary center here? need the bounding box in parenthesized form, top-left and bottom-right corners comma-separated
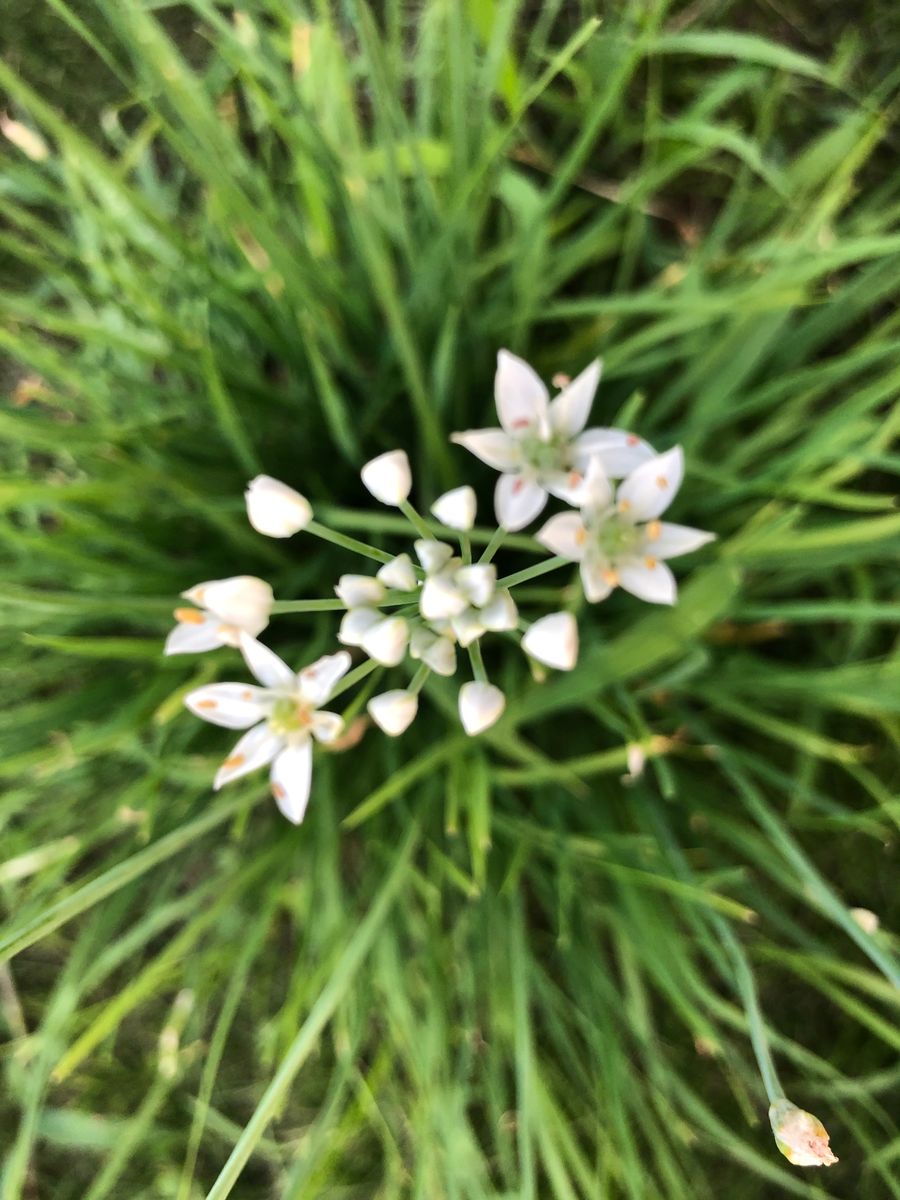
(268, 697, 313, 736)
(520, 433, 570, 476)
(592, 516, 641, 560)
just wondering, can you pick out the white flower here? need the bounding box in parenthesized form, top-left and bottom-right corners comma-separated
(184, 634, 350, 824)
(769, 1099, 838, 1168)
(335, 574, 385, 607)
(409, 627, 457, 676)
(522, 612, 579, 671)
(459, 681, 506, 735)
(376, 553, 417, 592)
(165, 576, 273, 655)
(359, 616, 410, 666)
(414, 539, 518, 647)
(537, 448, 714, 605)
(361, 449, 412, 506)
(368, 690, 418, 736)
(451, 350, 655, 531)
(431, 485, 477, 531)
(245, 475, 312, 537)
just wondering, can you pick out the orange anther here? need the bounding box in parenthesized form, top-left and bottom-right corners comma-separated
(224, 753, 245, 769)
(196, 699, 218, 710)
(602, 568, 619, 587)
(644, 556, 658, 570)
(174, 607, 205, 625)
(272, 782, 286, 800)
(646, 520, 661, 540)
(627, 435, 639, 446)
(656, 475, 668, 489)
(574, 527, 587, 546)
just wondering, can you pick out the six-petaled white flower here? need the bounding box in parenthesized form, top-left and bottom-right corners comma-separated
(165, 576, 274, 655)
(245, 475, 312, 537)
(536, 448, 714, 605)
(185, 634, 350, 824)
(451, 350, 655, 531)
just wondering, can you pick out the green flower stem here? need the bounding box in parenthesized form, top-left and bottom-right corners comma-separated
(479, 527, 506, 563)
(467, 640, 488, 684)
(497, 556, 568, 589)
(305, 519, 392, 564)
(460, 533, 472, 565)
(398, 499, 435, 542)
(272, 592, 419, 615)
(408, 664, 431, 696)
(316, 506, 541, 552)
(330, 658, 379, 701)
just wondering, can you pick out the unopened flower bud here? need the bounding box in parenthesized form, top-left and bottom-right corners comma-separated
(361, 449, 412, 506)
(245, 475, 312, 537)
(769, 1098, 838, 1168)
(431, 485, 476, 531)
(368, 690, 418, 736)
(459, 681, 506, 736)
(522, 611, 579, 671)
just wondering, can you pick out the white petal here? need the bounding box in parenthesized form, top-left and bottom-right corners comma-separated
(494, 473, 548, 532)
(184, 577, 273, 636)
(431, 485, 477, 531)
(647, 521, 715, 559)
(454, 563, 496, 608)
(581, 457, 614, 513)
(270, 739, 313, 823)
(618, 559, 677, 605)
(335, 574, 385, 607)
(338, 606, 381, 647)
(548, 359, 601, 436)
(616, 446, 684, 522)
(376, 553, 418, 592)
(543, 469, 592, 506)
(238, 631, 296, 689)
(495, 350, 549, 434)
(522, 612, 579, 671)
(367, 690, 418, 736)
(245, 475, 312, 537)
(414, 539, 454, 574)
(580, 558, 614, 603)
(184, 682, 273, 729)
(450, 610, 487, 648)
(213, 723, 282, 789)
(360, 616, 409, 666)
(297, 651, 352, 704)
(573, 429, 656, 478)
(450, 428, 520, 472)
(360, 449, 412, 506)
(478, 589, 518, 632)
(420, 575, 468, 621)
(421, 635, 457, 677)
(536, 512, 587, 562)
(164, 613, 226, 655)
(458, 681, 506, 736)
(310, 710, 344, 744)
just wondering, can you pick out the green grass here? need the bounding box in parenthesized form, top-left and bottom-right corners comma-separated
(1, 1, 899, 1196)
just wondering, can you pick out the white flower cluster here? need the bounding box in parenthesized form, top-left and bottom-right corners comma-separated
(167, 351, 713, 823)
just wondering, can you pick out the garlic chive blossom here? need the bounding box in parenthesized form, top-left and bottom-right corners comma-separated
(245, 475, 312, 537)
(451, 350, 655, 531)
(431, 485, 477, 532)
(185, 634, 350, 824)
(165, 576, 274, 655)
(360, 449, 412, 507)
(537, 448, 714, 605)
(522, 611, 579, 671)
(459, 681, 506, 736)
(769, 1099, 838, 1168)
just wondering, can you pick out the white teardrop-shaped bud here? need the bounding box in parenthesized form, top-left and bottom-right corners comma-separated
(420, 573, 468, 621)
(183, 576, 273, 635)
(337, 607, 381, 647)
(360, 616, 409, 666)
(478, 588, 518, 632)
(361, 449, 412, 506)
(455, 563, 496, 609)
(431, 485, 476, 531)
(450, 609, 486, 648)
(459, 681, 506, 736)
(376, 553, 418, 592)
(335, 574, 385, 608)
(368, 690, 418, 736)
(245, 475, 312, 537)
(414, 539, 455, 574)
(522, 611, 579, 671)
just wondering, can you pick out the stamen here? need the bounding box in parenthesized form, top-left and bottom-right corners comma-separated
(646, 520, 661, 541)
(618, 499, 631, 513)
(656, 475, 668, 489)
(512, 477, 525, 494)
(224, 753, 245, 769)
(568, 471, 582, 489)
(644, 556, 658, 570)
(602, 568, 619, 587)
(242, 690, 254, 700)
(626, 435, 639, 446)
(196, 699, 218, 710)
(272, 782, 286, 801)
(574, 527, 587, 546)
(174, 607, 205, 625)
(512, 418, 531, 430)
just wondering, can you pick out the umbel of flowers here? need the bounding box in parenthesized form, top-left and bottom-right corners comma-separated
(167, 351, 713, 824)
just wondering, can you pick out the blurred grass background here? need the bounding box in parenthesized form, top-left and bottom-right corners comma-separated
(1, 1, 899, 1197)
